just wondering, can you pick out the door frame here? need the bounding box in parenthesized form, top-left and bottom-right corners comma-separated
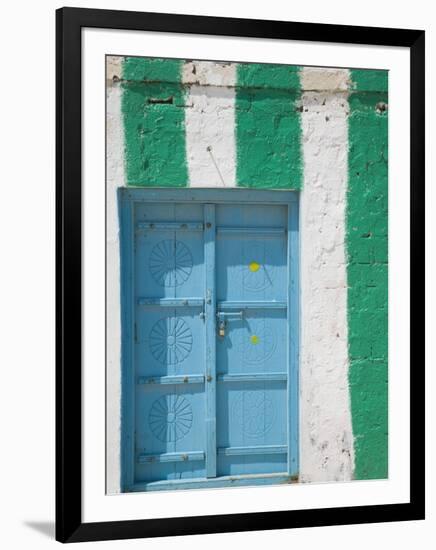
(118, 188, 300, 492)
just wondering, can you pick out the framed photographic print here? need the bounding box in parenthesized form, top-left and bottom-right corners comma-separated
(56, 6, 425, 543)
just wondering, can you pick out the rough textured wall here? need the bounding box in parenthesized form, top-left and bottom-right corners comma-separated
(106, 56, 388, 489)
(236, 64, 302, 188)
(122, 58, 188, 186)
(299, 67, 354, 482)
(183, 61, 237, 187)
(106, 56, 125, 494)
(347, 70, 388, 479)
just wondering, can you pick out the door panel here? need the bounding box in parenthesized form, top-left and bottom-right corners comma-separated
(135, 227, 204, 299)
(216, 310, 287, 376)
(135, 385, 206, 481)
(215, 237, 288, 302)
(217, 455, 287, 477)
(217, 382, 287, 445)
(135, 307, 204, 377)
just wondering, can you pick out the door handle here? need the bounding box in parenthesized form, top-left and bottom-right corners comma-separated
(216, 311, 244, 321)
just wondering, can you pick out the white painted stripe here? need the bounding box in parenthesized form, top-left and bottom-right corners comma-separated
(299, 68, 355, 482)
(106, 56, 125, 494)
(182, 61, 236, 187)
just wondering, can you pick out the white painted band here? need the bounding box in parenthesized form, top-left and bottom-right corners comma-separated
(183, 61, 237, 188)
(106, 56, 125, 494)
(299, 68, 355, 482)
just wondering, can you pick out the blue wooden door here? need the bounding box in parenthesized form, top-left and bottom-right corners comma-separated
(120, 190, 298, 491)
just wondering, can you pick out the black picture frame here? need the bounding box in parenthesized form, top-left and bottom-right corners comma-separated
(56, 6, 425, 543)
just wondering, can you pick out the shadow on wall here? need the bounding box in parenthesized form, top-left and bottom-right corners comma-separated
(24, 521, 54, 539)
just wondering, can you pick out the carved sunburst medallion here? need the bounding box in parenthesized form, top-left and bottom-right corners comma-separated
(149, 239, 193, 287)
(148, 394, 193, 442)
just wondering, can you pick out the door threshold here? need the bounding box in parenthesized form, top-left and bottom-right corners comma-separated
(126, 472, 299, 492)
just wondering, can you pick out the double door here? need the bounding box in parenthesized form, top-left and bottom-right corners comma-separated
(120, 190, 299, 491)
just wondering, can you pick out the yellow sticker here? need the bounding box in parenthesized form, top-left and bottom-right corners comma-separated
(250, 335, 260, 345)
(249, 261, 260, 272)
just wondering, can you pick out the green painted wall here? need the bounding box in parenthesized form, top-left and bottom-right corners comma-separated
(347, 69, 388, 480)
(236, 64, 302, 189)
(121, 57, 188, 187)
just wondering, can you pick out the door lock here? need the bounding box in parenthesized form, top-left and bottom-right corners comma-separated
(216, 311, 243, 338)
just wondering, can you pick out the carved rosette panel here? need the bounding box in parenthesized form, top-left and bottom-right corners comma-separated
(149, 239, 193, 287)
(149, 317, 193, 366)
(148, 394, 193, 442)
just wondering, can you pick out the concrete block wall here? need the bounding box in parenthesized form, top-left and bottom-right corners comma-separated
(106, 56, 388, 491)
